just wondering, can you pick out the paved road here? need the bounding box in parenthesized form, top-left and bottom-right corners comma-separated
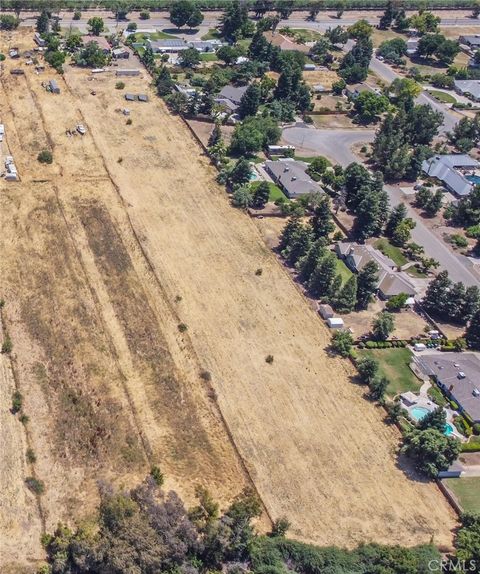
(14, 10, 480, 34)
(282, 125, 375, 165)
(369, 56, 461, 134)
(282, 125, 480, 285)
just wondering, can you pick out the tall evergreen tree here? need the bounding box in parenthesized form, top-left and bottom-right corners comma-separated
(311, 196, 335, 239)
(298, 239, 327, 282)
(356, 260, 379, 310)
(466, 310, 480, 349)
(419, 407, 447, 432)
(386, 203, 407, 237)
(238, 84, 261, 119)
(422, 270, 452, 318)
(285, 225, 313, 266)
(463, 286, 480, 322)
(334, 275, 357, 312)
(252, 181, 270, 208)
(279, 217, 302, 251)
(308, 253, 336, 297)
(208, 123, 222, 148)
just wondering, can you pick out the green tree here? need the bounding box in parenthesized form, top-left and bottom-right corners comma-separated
(334, 275, 357, 313)
(419, 407, 447, 432)
(347, 19, 373, 40)
(36, 10, 49, 34)
(424, 189, 443, 217)
(402, 428, 461, 478)
(466, 310, 480, 350)
(356, 355, 379, 384)
(330, 330, 354, 357)
(87, 16, 104, 36)
(456, 513, 480, 566)
(180, 47, 200, 68)
(369, 376, 389, 401)
(74, 41, 107, 68)
(232, 185, 253, 208)
(229, 158, 252, 187)
(325, 26, 348, 46)
(297, 239, 327, 283)
(356, 260, 379, 310)
(229, 116, 281, 156)
(308, 253, 336, 297)
(170, 0, 203, 29)
(386, 293, 409, 312)
(372, 311, 395, 340)
(311, 196, 334, 239)
(415, 186, 433, 209)
(0, 15, 20, 30)
(353, 91, 389, 124)
(252, 181, 270, 208)
(386, 203, 407, 237)
(238, 84, 261, 119)
(221, 0, 249, 41)
(156, 66, 173, 96)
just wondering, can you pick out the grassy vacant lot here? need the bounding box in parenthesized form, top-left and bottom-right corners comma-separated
(250, 181, 287, 202)
(427, 90, 457, 104)
(359, 348, 421, 397)
(444, 478, 480, 513)
(374, 238, 408, 266)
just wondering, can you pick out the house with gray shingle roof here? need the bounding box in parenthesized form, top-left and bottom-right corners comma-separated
(264, 159, 323, 199)
(422, 154, 480, 197)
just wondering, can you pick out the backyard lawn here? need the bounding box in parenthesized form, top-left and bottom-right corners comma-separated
(444, 478, 480, 513)
(374, 238, 408, 267)
(201, 28, 222, 40)
(250, 181, 287, 203)
(200, 52, 218, 62)
(427, 90, 457, 104)
(358, 348, 421, 397)
(285, 28, 324, 42)
(335, 257, 353, 284)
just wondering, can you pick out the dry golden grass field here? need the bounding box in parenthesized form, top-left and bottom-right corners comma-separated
(0, 29, 457, 572)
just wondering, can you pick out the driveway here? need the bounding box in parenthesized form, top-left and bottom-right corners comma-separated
(282, 125, 375, 165)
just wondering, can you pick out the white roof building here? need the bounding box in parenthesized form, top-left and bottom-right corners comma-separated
(422, 154, 480, 196)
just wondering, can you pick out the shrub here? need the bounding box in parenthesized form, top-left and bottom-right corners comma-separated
(448, 233, 468, 248)
(73, 10, 81, 20)
(150, 465, 164, 486)
(0, 53, 5, 61)
(200, 370, 212, 382)
(473, 423, 480, 436)
(461, 441, 480, 452)
(25, 477, 45, 495)
(26, 448, 37, 463)
(126, 118, 132, 125)
(37, 150, 53, 164)
(140, 11, 150, 19)
(2, 336, 12, 354)
(0, 299, 5, 308)
(255, 268, 263, 276)
(19, 413, 29, 425)
(266, 354, 274, 364)
(11, 390, 22, 414)
(178, 323, 188, 333)
(115, 81, 125, 89)
(466, 224, 480, 239)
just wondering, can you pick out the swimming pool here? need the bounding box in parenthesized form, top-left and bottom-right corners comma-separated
(444, 423, 455, 436)
(411, 406, 431, 421)
(466, 175, 480, 185)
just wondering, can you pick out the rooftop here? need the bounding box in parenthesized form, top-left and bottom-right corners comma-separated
(422, 154, 480, 197)
(217, 85, 249, 105)
(263, 31, 311, 54)
(417, 353, 480, 422)
(81, 35, 110, 51)
(264, 159, 323, 198)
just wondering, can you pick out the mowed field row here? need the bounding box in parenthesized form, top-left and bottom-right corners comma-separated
(0, 28, 456, 570)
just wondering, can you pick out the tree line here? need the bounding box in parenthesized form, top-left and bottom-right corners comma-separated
(34, 472, 480, 574)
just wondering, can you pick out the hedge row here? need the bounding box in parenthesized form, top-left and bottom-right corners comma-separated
(0, 0, 478, 11)
(358, 340, 408, 349)
(461, 441, 480, 452)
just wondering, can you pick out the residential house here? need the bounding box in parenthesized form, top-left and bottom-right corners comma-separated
(146, 38, 189, 53)
(188, 39, 222, 52)
(345, 83, 376, 99)
(422, 154, 480, 197)
(214, 85, 249, 113)
(416, 353, 480, 423)
(264, 159, 323, 199)
(263, 31, 311, 54)
(335, 242, 417, 299)
(459, 35, 480, 49)
(454, 79, 480, 101)
(112, 47, 130, 59)
(81, 35, 111, 54)
(48, 79, 60, 94)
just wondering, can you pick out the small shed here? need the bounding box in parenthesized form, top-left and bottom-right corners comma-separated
(49, 79, 60, 94)
(116, 69, 141, 77)
(138, 94, 149, 102)
(304, 63, 316, 71)
(318, 304, 334, 320)
(125, 93, 136, 101)
(327, 317, 344, 329)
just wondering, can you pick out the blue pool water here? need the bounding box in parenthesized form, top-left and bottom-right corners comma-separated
(411, 406, 430, 421)
(444, 423, 454, 436)
(466, 175, 480, 185)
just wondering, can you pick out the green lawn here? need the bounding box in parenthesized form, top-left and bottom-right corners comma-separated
(141, 31, 179, 40)
(282, 28, 323, 42)
(358, 348, 420, 397)
(444, 478, 480, 513)
(250, 181, 287, 203)
(200, 52, 218, 62)
(201, 28, 222, 40)
(374, 238, 408, 267)
(427, 90, 457, 104)
(335, 257, 353, 284)
(294, 156, 317, 164)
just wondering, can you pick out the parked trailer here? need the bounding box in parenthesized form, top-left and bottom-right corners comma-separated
(115, 69, 141, 77)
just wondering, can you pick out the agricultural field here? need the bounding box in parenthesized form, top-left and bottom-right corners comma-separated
(0, 29, 458, 570)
